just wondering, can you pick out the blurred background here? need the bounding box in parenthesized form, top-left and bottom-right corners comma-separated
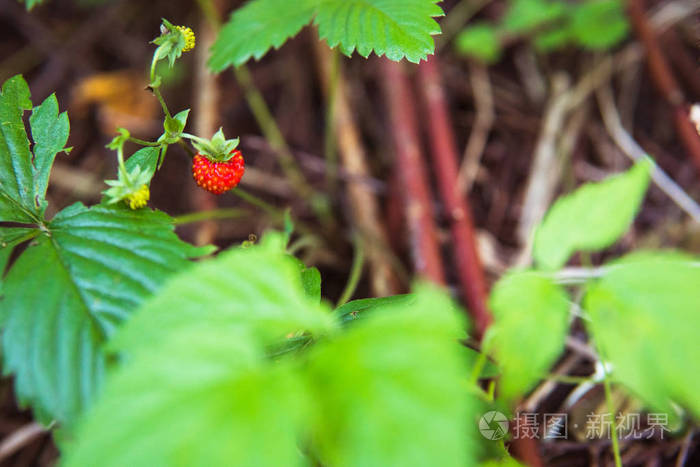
(0, 0, 699, 465)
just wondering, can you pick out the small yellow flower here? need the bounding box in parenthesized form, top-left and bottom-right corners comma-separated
(177, 26, 196, 52)
(126, 185, 150, 210)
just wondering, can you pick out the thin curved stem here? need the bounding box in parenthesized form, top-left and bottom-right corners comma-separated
(603, 368, 623, 467)
(172, 208, 249, 225)
(335, 235, 365, 307)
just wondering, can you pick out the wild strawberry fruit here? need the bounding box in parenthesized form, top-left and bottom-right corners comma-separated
(192, 150, 245, 195)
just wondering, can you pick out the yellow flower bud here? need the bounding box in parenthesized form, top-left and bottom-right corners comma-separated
(177, 26, 196, 52)
(126, 185, 150, 210)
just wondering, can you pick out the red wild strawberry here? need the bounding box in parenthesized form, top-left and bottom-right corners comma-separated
(192, 150, 245, 195)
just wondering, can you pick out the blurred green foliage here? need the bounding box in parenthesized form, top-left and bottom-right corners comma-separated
(456, 0, 630, 63)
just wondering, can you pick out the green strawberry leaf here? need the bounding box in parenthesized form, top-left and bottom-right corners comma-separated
(333, 294, 415, 322)
(533, 160, 651, 270)
(0, 75, 70, 223)
(63, 257, 485, 464)
(210, 0, 444, 70)
(30, 93, 70, 216)
(315, 0, 444, 63)
(300, 265, 322, 303)
(584, 251, 700, 419)
(485, 270, 570, 404)
(304, 283, 480, 466)
(1, 75, 39, 223)
(209, 0, 318, 70)
(110, 232, 336, 356)
(63, 233, 337, 466)
(0, 227, 38, 293)
(63, 326, 310, 467)
(0, 203, 211, 427)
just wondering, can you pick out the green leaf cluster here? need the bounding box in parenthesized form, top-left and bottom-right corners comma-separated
(0, 75, 211, 428)
(456, 0, 629, 63)
(585, 252, 700, 419)
(63, 235, 485, 466)
(486, 160, 700, 425)
(209, 0, 444, 70)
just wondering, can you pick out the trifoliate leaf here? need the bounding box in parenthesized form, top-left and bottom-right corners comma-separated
(1, 75, 68, 223)
(455, 24, 502, 63)
(0, 203, 211, 427)
(209, 0, 318, 70)
(303, 283, 480, 466)
(585, 251, 700, 419)
(533, 160, 651, 270)
(485, 271, 570, 404)
(315, 0, 444, 63)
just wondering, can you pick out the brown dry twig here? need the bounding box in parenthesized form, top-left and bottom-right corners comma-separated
(0, 422, 47, 463)
(380, 59, 446, 284)
(597, 84, 700, 222)
(458, 62, 495, 194)
(627, 0, 700, 173)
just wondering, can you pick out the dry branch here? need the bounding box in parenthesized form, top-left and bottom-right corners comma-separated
(627, 0, 700, 173)
(417, 57, 491, 339)
(380, 59, 446, 284)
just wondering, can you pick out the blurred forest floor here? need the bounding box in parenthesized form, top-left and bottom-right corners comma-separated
(0, 0, 699, 465)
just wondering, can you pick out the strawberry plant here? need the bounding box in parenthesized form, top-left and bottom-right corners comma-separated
(2, 0, 700, 465)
